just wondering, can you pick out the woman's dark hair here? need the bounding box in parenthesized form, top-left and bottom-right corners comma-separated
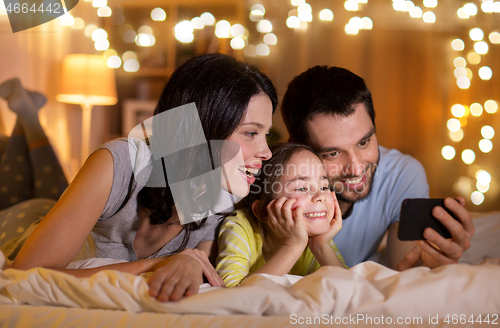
(237, 142, 316, 252)
(138, 53, 277, 254)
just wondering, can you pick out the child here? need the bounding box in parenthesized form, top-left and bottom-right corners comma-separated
(216, 143, 347, 287)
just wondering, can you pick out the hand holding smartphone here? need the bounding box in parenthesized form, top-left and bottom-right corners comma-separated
(398, 198, 459, 241)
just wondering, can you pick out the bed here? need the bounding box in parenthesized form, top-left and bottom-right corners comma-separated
(1, 212, 500, 328)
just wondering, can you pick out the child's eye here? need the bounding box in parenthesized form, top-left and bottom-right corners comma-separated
(320, 186, 330, 191)
(323, 151, 339, 159)
(296, 187, 308, 192)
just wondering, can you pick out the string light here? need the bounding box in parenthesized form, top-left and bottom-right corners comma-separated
(97, 6, 112, 17)
(449, 129, 464, 142)
(461, 149, 475, 165)
(200, 12, 215, 26)
(107, 55, 122, 69)
(490, 32, 500, 44)
(230, 37, 246, 50)
(409, 6, 423, 18)
(474, 41, 488, 54)
(478, 66, 492, 80)
(471, 191, 484, 205)
(470, 103, 483, 116)
(469, 28, 483, 41)
(151, 8, 166, 21)
(263, 33, 277, 45)
(467, 52, 481, 65)
(463, 3, 478, 16)
(441, 146, 456, 160)
(481, 126, 495, 139)
(422, 11, 436, 23)
(286, 16, 301, 28)
(451, 39, 465, 51)
(479, 139, 493, 153)
(257, 20, 273, 33)
(484, 100, 498, 114)
(256, 43, 270, 56)
(123, 59, 140, 72)
(319, 9, 334, 21)
(457, 76, 470, 89)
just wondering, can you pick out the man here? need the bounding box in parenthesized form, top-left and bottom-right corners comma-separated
(281, 66, 474, 270)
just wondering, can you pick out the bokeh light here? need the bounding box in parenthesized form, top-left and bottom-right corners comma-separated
(461, 149, 475, 165)
(151, 8, 166, 21)
(484, 100, 498, 114)
(479, 139, 493, 153)
(451, 39, 465, 51)
(441, 145, 456, 160)
(481, 125, 495, 139)
(471, 191, 484, 205)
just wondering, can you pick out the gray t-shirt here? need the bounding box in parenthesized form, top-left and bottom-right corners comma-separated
(73, 138, 223, 262)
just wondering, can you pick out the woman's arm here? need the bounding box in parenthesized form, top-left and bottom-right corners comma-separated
(12, 148, 115, 270)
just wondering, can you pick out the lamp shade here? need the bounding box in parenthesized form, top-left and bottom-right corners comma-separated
(56, 54, 117, 106)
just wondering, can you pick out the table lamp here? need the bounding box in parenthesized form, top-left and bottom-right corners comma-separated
(56, 54, 117, 165)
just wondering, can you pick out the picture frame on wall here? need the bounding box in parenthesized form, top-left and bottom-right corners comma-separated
(122, 99, 157, 136)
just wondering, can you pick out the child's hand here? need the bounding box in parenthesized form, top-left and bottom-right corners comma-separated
(309, 192, 342, 247)
(266, 197, 308, 248)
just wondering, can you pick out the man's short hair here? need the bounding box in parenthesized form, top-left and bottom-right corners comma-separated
(281, 66, 375, 144)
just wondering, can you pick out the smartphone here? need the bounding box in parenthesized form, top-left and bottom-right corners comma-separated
(398, 198, 458, 241)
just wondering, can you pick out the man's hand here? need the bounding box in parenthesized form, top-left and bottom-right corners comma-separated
(398, 197, 475, 270)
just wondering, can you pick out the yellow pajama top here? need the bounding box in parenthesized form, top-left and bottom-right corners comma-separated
(216, 210, 347, 287)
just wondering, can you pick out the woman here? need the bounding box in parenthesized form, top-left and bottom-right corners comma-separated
(3, 53, 277, 302)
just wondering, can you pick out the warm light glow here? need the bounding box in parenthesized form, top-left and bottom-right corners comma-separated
(495, 2, 500, 13)
(361, 17, 373, 30)
(97, 6, 112, 17)
(230, 24, 245, 37)
(465, 68, 473, 80)
(107, 55, 122, 69)
(136, 33, 155, 47)
(123, 30, 136, 43)
(122, 51, 137, 62)
(471, 191, 484, 205)
(409, 6, 423, 17)
(251, 4, 266, 14)
(457, 76, 470, 89)
(449, 129, 464, 142)
(244, 45, 257, 57)
(476, 181, 490, 193)
(404, 0, 415, 12)
(423, 0, 437, 8)
(94, 39, 110, 51)
(447, 118, 461, 131)
(92, 0, 106, 8)
(151, 8, 166, 21)
(441, 145, 456, 160)
(200, 12, 215, 26)
(298, 11, 313, 22)
(72, 18, 85, 29)
(103, 49, 117, 60)
(345, 23, 359, 35)
(191, 17, 204, 29)
(60, 14, 75, 26)
(474, 41, 488, 54)
(478, 66, 492, 80)
(457, 8, 470, 19)
(451, 39, 464, 51)
(230, 37, 246, 50)
(393, 0, 406, 11)
(469, 28, 484, 41)
(453, 57, 466, 68)
(479, 139, 493, 153)
(250, 10, 264, 22)
(484, 100, 498, 114)
(298, 3, 312, 13)
(461, 149, 475, 165)
(454, 68, 466, 78)
(319, 9, 334, 21)
(467, 52, 481, 65)
(349, 17, 363, 30)
(476, 170, 492, 184)
(481, 125, 495, 139)
(490, 32, 500, 44)
(291, 0, 305, 6)
(176, 21, 195, 42)
(123, 59, 140, 72)
(263, 33, 277, 45)
(470, 103, 483, 116)
(286, 16, 301, 28)
(257, 20, 273, 33)
(481, 1, 494, 13)
(463, 3, 478, 16)
(451, 104, 466, 117)
(345, 0, 359, 11)
(422, 11, 436, 23)
(256, 43, 270, 56)
(92, 29, 108, 41)
(136, 26, 152, 35)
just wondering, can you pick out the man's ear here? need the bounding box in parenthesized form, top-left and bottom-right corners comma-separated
(252, 200, 265, 221)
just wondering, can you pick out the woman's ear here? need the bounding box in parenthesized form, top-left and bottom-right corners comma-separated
(251, 200, 265, 222)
